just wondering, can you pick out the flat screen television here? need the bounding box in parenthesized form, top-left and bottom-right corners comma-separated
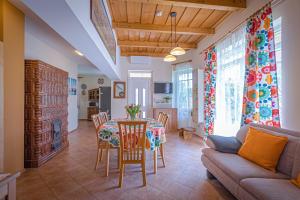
(154, 82, 173, 94)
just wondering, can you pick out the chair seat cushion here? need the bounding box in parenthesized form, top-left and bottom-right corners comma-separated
(202, 148, 289, 183)
(240, 178, 300, 200)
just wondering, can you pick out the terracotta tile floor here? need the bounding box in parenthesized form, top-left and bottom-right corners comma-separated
(17, 121, 235, 200)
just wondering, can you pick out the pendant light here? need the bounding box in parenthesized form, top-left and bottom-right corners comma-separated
(164, 54, 176, 62)
(164, 12, 177, 62)
(170, 46, 186, 56)
(170, 12, 186, 56)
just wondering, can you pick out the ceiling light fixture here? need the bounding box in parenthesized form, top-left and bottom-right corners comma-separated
(164, 12, 177, 62)
(169, 12, 186, 56)
(163, 54, 176, 62)
(164, 11, 186, 62)
(170, 46, 186, 56)
(75, 50, 84, 56)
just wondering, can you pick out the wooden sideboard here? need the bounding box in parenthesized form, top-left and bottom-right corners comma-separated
(152, 108, 178, 132)
(87, 106, 99, 120)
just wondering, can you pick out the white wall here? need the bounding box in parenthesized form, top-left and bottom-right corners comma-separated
(65, 0, 121, 79)
(12, 0, 120, 79)
(193, 0, 300, 131)
(25, 16, 80, 131)
(78, 75, 111, 119)
(272, 0, 300, 131)
(0, 42, 3, 171)
(111, 57, 172, 118)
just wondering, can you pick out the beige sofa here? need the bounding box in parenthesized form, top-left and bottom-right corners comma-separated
(201, 123, 300, 200)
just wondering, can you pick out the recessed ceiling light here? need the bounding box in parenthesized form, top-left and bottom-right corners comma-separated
(155, 10, 163, 17)
(75, 50, 84, 56)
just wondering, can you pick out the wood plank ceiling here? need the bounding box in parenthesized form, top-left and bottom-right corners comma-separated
(107, 0, 246, 57)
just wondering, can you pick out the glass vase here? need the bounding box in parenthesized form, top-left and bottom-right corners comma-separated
(129, 113, 136, 121)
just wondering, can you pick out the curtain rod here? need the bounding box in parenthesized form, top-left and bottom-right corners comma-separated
(171, 59, 192, 66)
(199, 0, 285, 55)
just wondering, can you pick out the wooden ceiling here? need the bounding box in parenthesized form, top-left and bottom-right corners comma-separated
(107, 0, 246, 57)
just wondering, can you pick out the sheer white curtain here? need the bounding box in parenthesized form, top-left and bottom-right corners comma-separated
(274, 17, 282, 123)
(214, 26, 246, 136)
(173, 63, 193, 128)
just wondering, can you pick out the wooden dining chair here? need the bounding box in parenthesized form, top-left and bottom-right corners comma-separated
(98, 112, 108, 124)
(157, 112, 163, 122)
(92, 114, 120, 176)
(91, 114, 106, 169)
(117, 121, 147, 187)
(159, 113, 168, 167)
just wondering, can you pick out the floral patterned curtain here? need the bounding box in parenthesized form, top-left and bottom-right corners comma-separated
(242, 3, 281, 127)
(204, 47, 217, 135)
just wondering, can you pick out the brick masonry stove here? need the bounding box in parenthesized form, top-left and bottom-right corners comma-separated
(24, 60, 69, 168)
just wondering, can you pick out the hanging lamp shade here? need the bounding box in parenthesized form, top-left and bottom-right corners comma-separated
(170, 46, 186, 56)
(164, 54, 176, 62)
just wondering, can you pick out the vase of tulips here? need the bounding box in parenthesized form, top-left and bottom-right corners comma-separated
(125, 104, 141, 120)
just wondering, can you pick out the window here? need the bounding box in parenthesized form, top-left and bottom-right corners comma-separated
(274, 17, 282, 122)
(214, 27, 246, 136)
(135, 88, 139, 105)
(173, 63, 193, 128)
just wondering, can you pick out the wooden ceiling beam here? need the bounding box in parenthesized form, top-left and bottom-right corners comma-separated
(118, 40, 197, 49)
(121, 51, 167, 57)
(113, 22, 215, 35)
(113, 0, 246, 11)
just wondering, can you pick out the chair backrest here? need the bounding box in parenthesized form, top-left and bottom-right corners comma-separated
(160, 113, 168, 129)
(118, 121, 147, 162)
(98, 112, 108, 125)
(91, 114, 101, 132)
(157, 112, 163, 122)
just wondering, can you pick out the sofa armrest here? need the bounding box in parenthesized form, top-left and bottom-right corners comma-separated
(206, 135, 242, 154)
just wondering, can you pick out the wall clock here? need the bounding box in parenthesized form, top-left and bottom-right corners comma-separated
(98, 78, 104, 85)
(81, 84, 87, 90)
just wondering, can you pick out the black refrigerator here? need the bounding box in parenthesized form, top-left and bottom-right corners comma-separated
(99, 87, 111, 119)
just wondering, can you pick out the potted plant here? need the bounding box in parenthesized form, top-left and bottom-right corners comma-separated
(125, 104, 141, 120)
(163, 96, 172, 103)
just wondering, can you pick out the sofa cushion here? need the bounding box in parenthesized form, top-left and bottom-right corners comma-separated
(201, 155, 241, 197)
(292, 144, 300, 179)
(236, 123, 300, 143)
(202, 148, 289, 183)
(236, 124, 249, 143)
(240, 178, 300, 200)
(291, 173, 300, 188)
(238, 127, 288, 172)
(206, 135, 241, 154)
(236, 124, 300, 177)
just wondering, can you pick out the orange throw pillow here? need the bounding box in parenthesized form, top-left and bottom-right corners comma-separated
(291, 174, 300, 188)
(238, 127, 288, 172)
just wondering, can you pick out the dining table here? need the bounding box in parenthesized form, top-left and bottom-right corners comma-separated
(98, 118, 166, 173)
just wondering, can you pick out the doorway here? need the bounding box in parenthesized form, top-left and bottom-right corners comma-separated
(128, 71, 152, 118)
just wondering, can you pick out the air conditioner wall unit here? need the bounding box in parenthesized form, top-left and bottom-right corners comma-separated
(129, 56, 151, 65)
